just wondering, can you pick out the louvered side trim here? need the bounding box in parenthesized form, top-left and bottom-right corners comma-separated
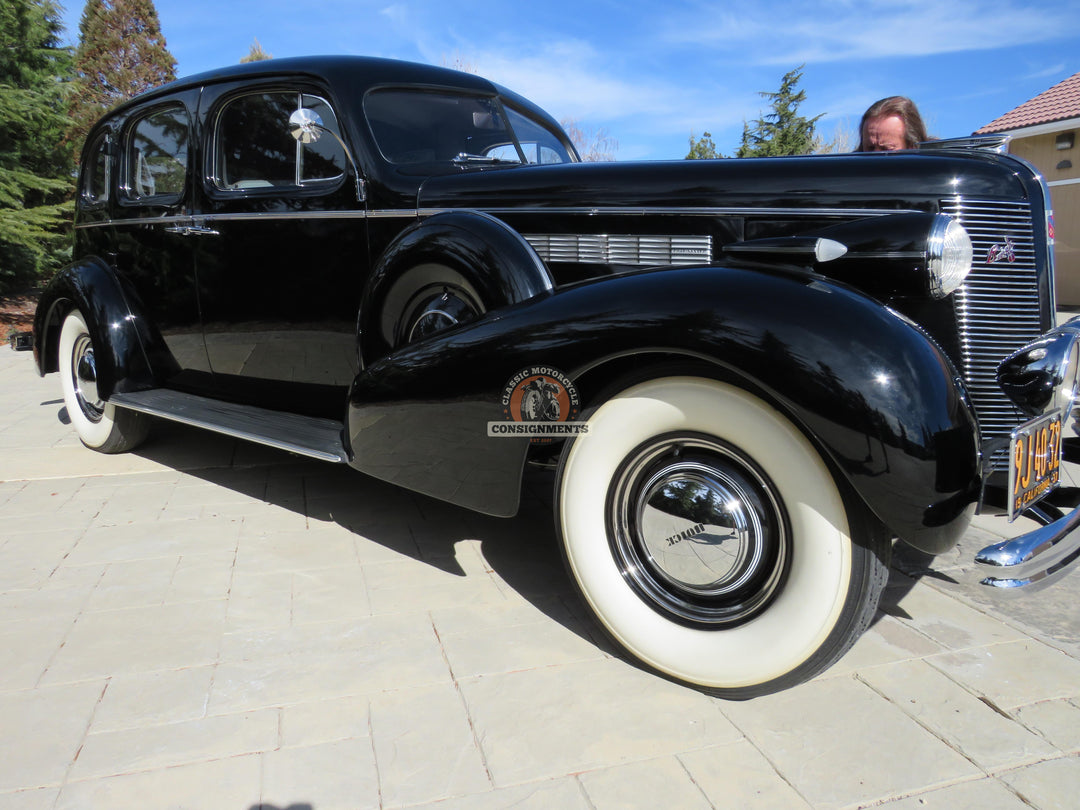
(526, 234, 713, 266)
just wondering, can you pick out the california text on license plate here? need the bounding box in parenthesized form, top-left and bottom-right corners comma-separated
(1009, 410, 1062, 520)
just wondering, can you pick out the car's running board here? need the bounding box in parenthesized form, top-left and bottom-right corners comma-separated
(110, 389, 348, 463)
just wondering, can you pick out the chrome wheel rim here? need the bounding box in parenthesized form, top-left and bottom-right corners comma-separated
(70, 333, 103, 423)
(607, 433, 789, 626)
(402, 285, 481, 344)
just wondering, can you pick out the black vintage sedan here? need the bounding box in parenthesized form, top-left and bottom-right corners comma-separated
(23, 55, 1080, 697)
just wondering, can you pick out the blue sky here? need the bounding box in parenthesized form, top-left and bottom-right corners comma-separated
(58, 0, 1080, 160)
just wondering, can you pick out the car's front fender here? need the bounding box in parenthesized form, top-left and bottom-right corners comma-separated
(347, 263, 980, 553)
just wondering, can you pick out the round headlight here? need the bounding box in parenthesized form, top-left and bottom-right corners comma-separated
(927, 216, 973, 298)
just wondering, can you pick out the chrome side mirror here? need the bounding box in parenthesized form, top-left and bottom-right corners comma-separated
(288, 108, 325, 144)
(286, 108, 367, 203)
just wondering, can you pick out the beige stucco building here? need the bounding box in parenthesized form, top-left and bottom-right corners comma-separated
(976, 72, 1080, 305)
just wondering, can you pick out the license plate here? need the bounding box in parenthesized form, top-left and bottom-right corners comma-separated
(1009, 411, 1062, 519)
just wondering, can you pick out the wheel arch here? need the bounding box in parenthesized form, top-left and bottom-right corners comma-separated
(564, 352, 888, 533)
(560, 335, 974, 557)
(358, 210, 554, 366)
(33, 257, 178, 399)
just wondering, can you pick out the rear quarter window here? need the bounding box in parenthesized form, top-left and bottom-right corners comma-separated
(123, 104, 191, 205)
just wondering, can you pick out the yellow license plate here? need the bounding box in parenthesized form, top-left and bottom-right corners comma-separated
(1009, 411, 1062, 519)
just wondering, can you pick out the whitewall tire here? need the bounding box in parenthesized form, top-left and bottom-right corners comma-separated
(555, 376, 887, 697)
(58, 309, 149, 453)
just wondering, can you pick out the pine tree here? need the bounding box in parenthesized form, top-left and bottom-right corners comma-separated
(240, 38, 272, 63)
(686, 131, 721, 160)
(0, 0, 74, 293)
(67, 0, 177, 158)
(736, 66, 822, 158)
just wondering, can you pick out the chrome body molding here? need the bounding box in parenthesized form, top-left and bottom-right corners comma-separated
(420, 206, 921, 219)
(75, 204, 922, 231)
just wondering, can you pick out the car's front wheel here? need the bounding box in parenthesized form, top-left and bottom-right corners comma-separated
(555, 376, 889, 698)
(58, 309, 149, 453)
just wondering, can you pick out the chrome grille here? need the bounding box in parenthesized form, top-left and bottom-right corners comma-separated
(526, 234, 712, 266)
(944, 198, 1042, 456)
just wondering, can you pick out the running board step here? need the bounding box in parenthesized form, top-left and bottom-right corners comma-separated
(110, 389, 348, 463)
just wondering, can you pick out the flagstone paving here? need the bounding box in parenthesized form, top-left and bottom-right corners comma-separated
(2, 347, 1078, 809)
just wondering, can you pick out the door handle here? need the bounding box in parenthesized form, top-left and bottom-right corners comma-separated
(164, 218, 220, 237)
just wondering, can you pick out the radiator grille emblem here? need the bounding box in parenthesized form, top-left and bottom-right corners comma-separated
(987, 236, 1016, 264)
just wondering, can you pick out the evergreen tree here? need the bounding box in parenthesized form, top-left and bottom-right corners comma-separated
(0, 0, 74, 293)
(736, 66, 822, 158)
(686, 131, 721, 160)
(67, 0, 176, 157)
(240, 38, 272, 63)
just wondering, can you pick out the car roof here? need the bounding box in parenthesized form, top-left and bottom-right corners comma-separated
(116, 55, 506, 112)
(105, 54, 565, 147)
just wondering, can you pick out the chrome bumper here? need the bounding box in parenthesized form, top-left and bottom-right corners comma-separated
(975, 503, 1080, 588)
(978, 314, 1080, 588)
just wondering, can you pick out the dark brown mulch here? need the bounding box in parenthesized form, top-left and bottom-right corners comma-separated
(0, 290, 39, 336)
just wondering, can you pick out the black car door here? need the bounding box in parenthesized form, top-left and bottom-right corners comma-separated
(193, 79, 368, 419)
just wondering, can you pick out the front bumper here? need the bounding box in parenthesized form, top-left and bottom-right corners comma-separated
(976, 316, 1080, 588)
(975, 499, 1080, 588)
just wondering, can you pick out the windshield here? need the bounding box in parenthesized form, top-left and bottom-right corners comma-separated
(364, 88, 575, 166)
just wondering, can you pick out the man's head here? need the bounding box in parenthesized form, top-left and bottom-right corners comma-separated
(857, 96, 927, 152)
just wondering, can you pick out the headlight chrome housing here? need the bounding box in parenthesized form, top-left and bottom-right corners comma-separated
(927, 216, 973, 298)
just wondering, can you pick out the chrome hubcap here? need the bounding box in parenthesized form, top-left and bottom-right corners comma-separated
(608, 434, 789, 626)
(70, 334, 104, 422)
(403, 286, 480, 344)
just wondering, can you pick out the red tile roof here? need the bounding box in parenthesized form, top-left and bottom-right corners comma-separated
(975, 71, 1080, 134)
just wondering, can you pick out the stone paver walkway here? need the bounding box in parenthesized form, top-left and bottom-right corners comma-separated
(1, 348, 1078, 809)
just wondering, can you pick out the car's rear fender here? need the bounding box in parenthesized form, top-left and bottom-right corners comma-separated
(359, 210, 554, 366)
(347, 263, 981, 553)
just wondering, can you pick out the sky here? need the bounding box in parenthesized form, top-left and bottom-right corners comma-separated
(57, 0, 1080, 161)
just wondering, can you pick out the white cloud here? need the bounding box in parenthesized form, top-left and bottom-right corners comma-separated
(467, 41, 677, 122)
(664, 0, 1068, 64)
(1026, 63, 1068, 80)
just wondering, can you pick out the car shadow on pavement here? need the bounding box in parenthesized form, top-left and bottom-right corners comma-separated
(119, 416, 940, 654)
(125, 417, 611, 652)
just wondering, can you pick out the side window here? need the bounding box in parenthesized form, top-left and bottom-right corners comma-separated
(503, 106, 574, 165)
(213, 91, 345, 191)
(81, 130, 113, 206)
(124, 104, 190, 204)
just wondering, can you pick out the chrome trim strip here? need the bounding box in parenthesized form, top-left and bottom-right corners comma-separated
(75, 205, 919, 230)
(421, 206, 918, 218)
(75, 210, 371, 229)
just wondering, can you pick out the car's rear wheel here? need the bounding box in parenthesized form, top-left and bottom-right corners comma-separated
(382, 263, 485, 347)
(555, 376, 888, 698)
(59, 309, 149, 453)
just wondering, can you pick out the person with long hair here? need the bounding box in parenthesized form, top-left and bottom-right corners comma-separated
(857, 96, 928, 151)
